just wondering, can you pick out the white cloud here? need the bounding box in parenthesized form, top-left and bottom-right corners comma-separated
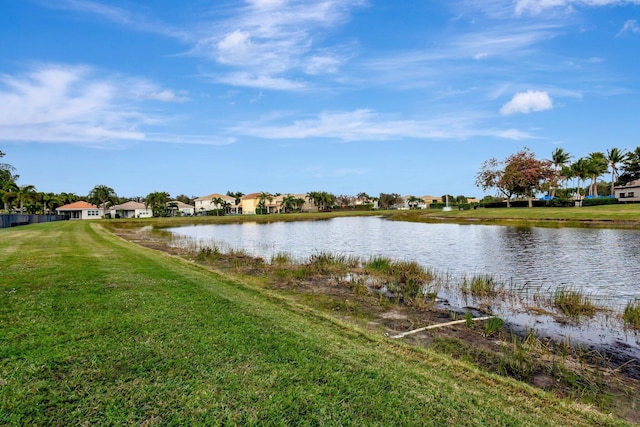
(500, 90, 553, 115)
(191, 0, 366, 90)
(0, 64, 220, 145)
(617, 19, 640, 37)
(215, 72, 306, 91)
(231, 109, 534, 141)
(514, 0, 640, 15)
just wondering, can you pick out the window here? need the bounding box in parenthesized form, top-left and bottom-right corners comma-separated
(628, 192, 635, 198)
(620, 193, 626, 198)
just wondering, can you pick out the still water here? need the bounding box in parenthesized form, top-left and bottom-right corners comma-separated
(167, 216, 640, 307)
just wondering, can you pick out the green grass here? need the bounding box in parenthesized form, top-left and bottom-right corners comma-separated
(623, 300, 640, 329)
(460, 274, 501, 297)
(0, 221, 630, 426)
(553, 287, 599, 318)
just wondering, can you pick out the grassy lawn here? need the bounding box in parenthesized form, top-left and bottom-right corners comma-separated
(0, 221, 631, 425)
(388, 203, 640, 227)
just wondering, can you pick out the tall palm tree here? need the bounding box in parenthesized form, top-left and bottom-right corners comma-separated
(586, 152, 608, 197)
(606, 147, 626, 196)
(570, 158, 590, 200)
(257, 192, 271, 214)
(88, 185, 117, 212)
(211, 197, 224, 216)
(550, 148, 571, 197)
(145, 191, 170, 217)
(1, 181, 19, 212)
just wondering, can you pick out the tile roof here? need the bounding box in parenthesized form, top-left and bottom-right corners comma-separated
(193, 193, 234, 202)
(57, 201, 99, 210)
(111, 201, 147, 210)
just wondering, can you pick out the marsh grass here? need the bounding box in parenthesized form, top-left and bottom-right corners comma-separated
(553, 287, 599, 318)
(623, 300, 640, 329)
(460, 274, 502, 297)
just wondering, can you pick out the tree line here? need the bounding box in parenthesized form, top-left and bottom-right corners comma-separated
(476, 146, 640, 207)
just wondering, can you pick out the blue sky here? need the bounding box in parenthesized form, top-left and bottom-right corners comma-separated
(1, 0, 639, 199)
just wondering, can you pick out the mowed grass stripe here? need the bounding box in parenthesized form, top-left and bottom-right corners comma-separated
(0, 221, 628, 426)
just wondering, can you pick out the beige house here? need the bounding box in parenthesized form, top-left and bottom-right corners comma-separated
(168, 201, 195, 216)
(615, 180, 640, 202)
(56, 201, 104, 220)
(109, 201, 152, 219)
(193, 193, 237, 214)
(240, 193, 279, 214)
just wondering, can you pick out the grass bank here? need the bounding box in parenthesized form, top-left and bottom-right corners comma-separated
(0, 221, 630, 425)
(387, 204, 640, 228)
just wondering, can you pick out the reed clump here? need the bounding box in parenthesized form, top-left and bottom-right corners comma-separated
(460, 274, 501, 297)
(553, 287, 598, 318)
(623, 300, 640, 329)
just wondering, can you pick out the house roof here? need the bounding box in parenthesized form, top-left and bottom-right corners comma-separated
(615, 179, 640, 189)
(111, 201, 146, 210)
(57, 201, 99, 210)
(169, 201, 195, 209)
(194, 193, 235, 202)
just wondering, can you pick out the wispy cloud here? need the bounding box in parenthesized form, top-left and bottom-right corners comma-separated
(500, 90, 554, 115)
(191, 0, 366, 90)
(0, 64, 225, 145)
(514, 0, 640, 15)
(41, 0, 192, 41)
(231, 109, 535, 141)
(617, 19, 640, 36)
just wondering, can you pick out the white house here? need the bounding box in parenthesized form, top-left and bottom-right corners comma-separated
(168, 201, 195, 216)
(109, 201, 153, 219)
(614, 180, 640, 202)
(56, 201, 104, 220)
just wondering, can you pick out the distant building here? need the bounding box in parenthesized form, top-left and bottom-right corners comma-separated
(109, 201, 152, 219)
(168, 201, 195, 216)
(56, 201, 104, 220)
(614, 180, 640, 202)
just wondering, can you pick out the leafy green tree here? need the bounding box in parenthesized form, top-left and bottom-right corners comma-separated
(145, 191, 170, 217)
(501, 149, 553, 208)
(356, 192, 371, 204)
(175, 194, 195, 205)
(407, 195, 423, 209)
(88, 185, 118, 212)
(606, 147, 626, 195)
(618, 147, 640, 186)
(378, 193, 401, 209)
(476, 158, 516, 207)
(211, 197, 225, 216)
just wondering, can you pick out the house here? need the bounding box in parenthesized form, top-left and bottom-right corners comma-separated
(240, 192, 280, 215)
(109, 201, 152, 219)
(614, 180, 640, 202)
(400, 196, 427, 210)
(56, 201, 104, 220)
(421, 195, 442, 208)
(193, 193, 238, 214)
(168, 201, 195, 216)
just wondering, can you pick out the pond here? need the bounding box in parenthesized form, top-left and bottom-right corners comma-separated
(167, 216, 640, 307)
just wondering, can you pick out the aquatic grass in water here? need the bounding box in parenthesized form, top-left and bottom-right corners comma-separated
(553, 287, 598, 318)
(271, 252, 293, 265)
(623, 300, 640, 329)
(460, 274, 501, 297)
(364, 256, 393, 274)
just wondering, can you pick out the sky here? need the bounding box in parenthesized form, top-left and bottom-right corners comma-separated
(1, 0, 639, 199)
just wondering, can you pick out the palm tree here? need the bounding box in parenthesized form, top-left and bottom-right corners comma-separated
(281, 194, 297, 213)
(586, 152, 608, 197)
(550, 148, 571, 197)
(1, 181, 19, 212)
(16, 184, 37, 213)
(210, 197, 225, 216)
(226, 191, 244, 214)
(88, 185, 117, 211)
(145, 191, 170, 217)
(606, 147, 626, 196)
(570, 158, 590, 201)
(257, 192, 271, 214)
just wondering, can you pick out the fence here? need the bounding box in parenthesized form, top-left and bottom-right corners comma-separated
(0, 214, 67, 229)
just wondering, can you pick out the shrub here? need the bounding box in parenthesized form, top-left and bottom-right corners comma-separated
(553, 287, 597, 318)
(623, 300, 640, 329)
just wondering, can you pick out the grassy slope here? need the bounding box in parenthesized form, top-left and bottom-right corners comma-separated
(395, 204, 640, 225)
(0, 221, 628, 426)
